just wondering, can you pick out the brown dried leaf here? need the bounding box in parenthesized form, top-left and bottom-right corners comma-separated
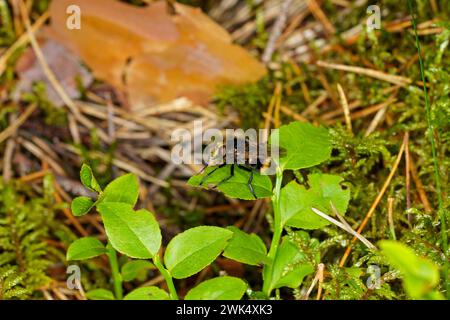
(48, 0, 266, 109)
(14, 39, 93, 106)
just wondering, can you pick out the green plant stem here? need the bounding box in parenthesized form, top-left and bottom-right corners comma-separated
(262, 167, 284, 296)
(407, 0, 448, 298)
(106, 243, 123, 300)
(153, 254, 178, 300)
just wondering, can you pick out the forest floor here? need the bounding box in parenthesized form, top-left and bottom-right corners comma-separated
(0, 0, 449, 300)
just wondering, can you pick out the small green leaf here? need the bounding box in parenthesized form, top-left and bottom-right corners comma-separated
(71, 196, 94, 216)
(185, 276, 247, 300)
(267, 236, 314, 291)
(188, 165, 272, 200)
(121, 260, 155, 282)
(86, 289, 115, 300)
(123, 286, 170, 300)
(101, 173, 139, 206)
(281, 174, 350, 229)
(98, 202, 161, 259)
(223, 227, 267, 265)
(66, 237, 107, 261)
(80, 164, 101, 193)
(164, 226, 233, 279)
(379, 241, 443, 300)
(271, 122, 332, 170)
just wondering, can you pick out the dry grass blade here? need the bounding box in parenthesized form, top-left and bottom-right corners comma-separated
(262, 0, 293, 64)
(339, 133, 408, 266)
(306, 0, 336, 35)
(0, 10, 49, 76)
(311, 207, 375, 249)
(0, 104, 37, 144)
(336, 84, 352, 135)
(317, 60, 412, 86)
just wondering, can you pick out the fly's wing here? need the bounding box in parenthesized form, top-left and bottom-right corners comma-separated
(204, 141, 225, 166)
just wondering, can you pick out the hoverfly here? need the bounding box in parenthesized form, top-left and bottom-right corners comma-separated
(198, 133, 275, 199)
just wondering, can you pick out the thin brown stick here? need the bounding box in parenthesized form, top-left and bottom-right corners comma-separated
(388, 197, 396, 240)
(0, 104, 37, 144)
(337, 84, 352, 135)
(280, 105, 308, 122)
(53, 180, 89, 237)
(264, 83, 282, 130)
(301, 92, 327, 116)
(303, 263, 325, 300)
(339, 133, 407, 266)
(274, 89, 282, 128)
(262, 0, 293, 64)
(3, 138, 15, 182)
(19, 169, 50, 183)
(327, 98, 397, 124)
(364, 106, 387, 137)
(430, 0, 438, 13)
(19, 2, 77, 115)
(306, 0, 335, 35)
(316, 263, 324, 300)
(317, 71, 339, 107)
(18, 0, 110, 143)
(317, 60, 412, 86)
(0, 10, 49, 76)
(18, 138, 66, 176)
(405, 132, 411, 212)
(409, 156, 432, 213)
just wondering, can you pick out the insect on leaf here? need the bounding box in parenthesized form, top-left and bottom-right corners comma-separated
(188, 165, 272, 200)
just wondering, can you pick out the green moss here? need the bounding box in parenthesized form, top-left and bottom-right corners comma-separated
(0, 176, 72, 299)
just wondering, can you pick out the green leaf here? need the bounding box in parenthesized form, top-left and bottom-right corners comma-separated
(271, 122, 332, 170)
(80, 164, 101, 193)
(267, 236, 314, 291)
(86, 289, 115, 300)
(185, 276, 247, 300)
(123, 286, 170, 300)
(71, 196, 94, 216)
(121, 260, 155, 282)
(281, 174, 350, 229)
(188, 165, 272, 200)
(66, 237, 107, 261)
(164, 226, 233, 279)
(100, 173, 139, 206)
(223, 227, 267, 265)
(98, 202, 161, 259)
(379, 241, 443, 300)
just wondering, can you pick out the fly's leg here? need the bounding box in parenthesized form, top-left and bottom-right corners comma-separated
(237, 165, 257, 199)
(200, 163, 226, 185)
(248, 170, 256, 199)
(213, 164, 235, 189)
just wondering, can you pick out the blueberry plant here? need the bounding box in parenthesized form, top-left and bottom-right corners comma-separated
(67, 121, 443, 300)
